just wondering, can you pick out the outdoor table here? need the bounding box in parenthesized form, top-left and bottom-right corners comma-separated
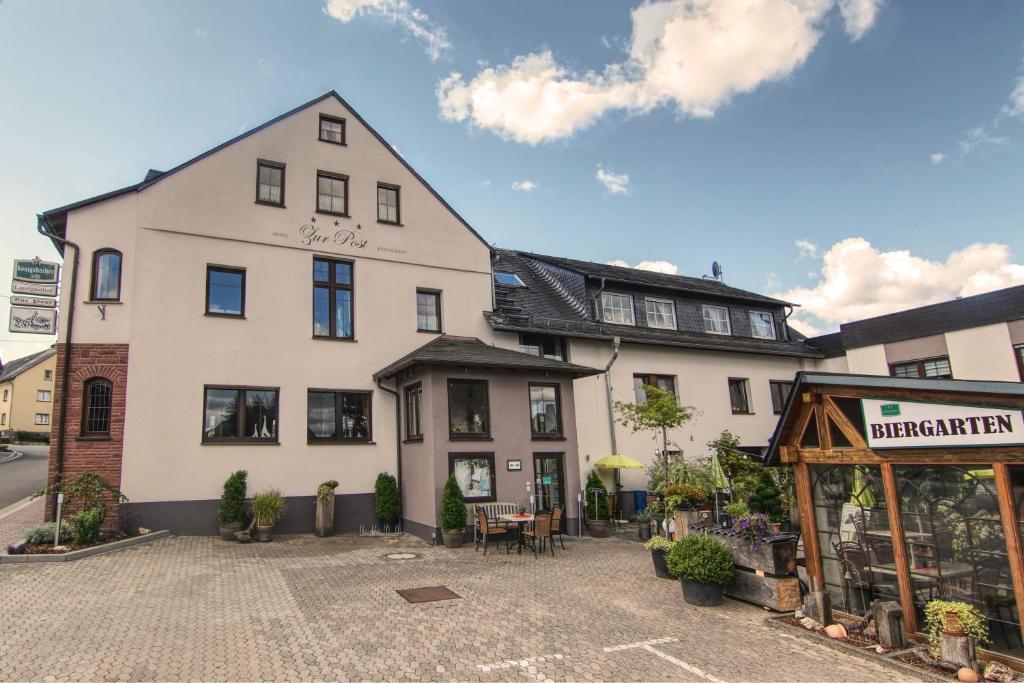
(497, 513, 535, 554)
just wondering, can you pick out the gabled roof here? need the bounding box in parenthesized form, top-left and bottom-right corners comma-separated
(806, 284, 1024, 355)
(373, 335, 602, 381)
(0, 347, 55, 383)
(38, 91, 489, 254)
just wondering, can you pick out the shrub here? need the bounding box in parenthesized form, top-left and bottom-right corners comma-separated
(644, 535, 675, 552)
(584, 470, 610, 521)
(69, 508, 104, 545)
(251, 488, 286, 526)
(23, 522, 72, 545)
(666, 534, 734, 585)
(440, 475, 467, 531)
(748, 470, 783, 520)
(924, 599, 990, 657)
(663, 483, 707, 510)
(317, 480, 339, 503)
(35, 472, 127, 526)
(374, 473, 401, 521)
(724, 501, 748, 518)
(217, 470, 247, 525)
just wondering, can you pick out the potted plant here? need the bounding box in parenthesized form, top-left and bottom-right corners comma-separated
(723, 501, 747, 528)
(440, 475, 467, 548)
(634, 509, 654, 540)
(924, 599, 990, 659)
(667, 534, 734, 606)
(251, 488, 285, 542)
(315, 480, 339, 537)
(585, 470, 610, 537)
(736, 512, 770, 549)
(217, 470, 248, 541)
(645, 535, 675, 579)
(374, 473, 401, 529)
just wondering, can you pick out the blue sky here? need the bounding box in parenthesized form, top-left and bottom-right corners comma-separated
(2, 0, 1023, 362)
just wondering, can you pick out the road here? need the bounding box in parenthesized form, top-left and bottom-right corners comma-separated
(0, 444, 48, 510)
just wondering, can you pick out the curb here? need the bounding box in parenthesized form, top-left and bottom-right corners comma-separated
(764, 614, 947, 682)
(0, 451, 23, 466)
(0, 530, 171, 564)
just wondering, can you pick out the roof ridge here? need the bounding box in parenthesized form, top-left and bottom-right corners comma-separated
(519, 255, 589, 318)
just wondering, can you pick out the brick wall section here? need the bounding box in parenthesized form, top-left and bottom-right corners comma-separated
(46, 343, 129, 527)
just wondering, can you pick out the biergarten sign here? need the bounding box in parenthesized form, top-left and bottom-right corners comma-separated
(8, 307, 58, 335)
(862, 398, 1024, 449)
(13, 258, 59, 283)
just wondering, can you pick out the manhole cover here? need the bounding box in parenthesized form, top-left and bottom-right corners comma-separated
(396, 586, 461, 603)
(385, 552, 419, 560)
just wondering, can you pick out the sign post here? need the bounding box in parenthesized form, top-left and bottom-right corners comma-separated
(8, 257, 60, 336)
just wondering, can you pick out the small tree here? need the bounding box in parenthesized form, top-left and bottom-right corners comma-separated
(35, 472, 127, 526)
(374, 473, 401, 522)
(584, 469, 610, 521)
(709, 430, 760, 501)
(615, 385, 696, 492)
(440, 475, 467, 531)
(748, 470, 784, 522)
(217, 470, 248, 525)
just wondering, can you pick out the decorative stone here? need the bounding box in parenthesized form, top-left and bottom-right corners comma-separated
(824, 623, 848, 639)
(138, 527, 151, 535)
(875, 645, 887, 654)
(799, 617, 822, 631)
(958, 667, 980, 682)
(983, 661, 1015, 682)
(5, 540, 27, 555)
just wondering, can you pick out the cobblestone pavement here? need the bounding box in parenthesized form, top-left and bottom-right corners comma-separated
(0, 532, 915, 682)
(0, 496, 43, 549)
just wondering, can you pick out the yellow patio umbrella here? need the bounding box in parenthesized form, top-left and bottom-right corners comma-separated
(595, 454, 645, 469)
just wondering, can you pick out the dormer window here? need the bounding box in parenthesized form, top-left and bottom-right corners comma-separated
(601, 293, 635, 325)
(749, 311, 776, 339)
(644, 298, 676, 330)
(702, 305, 731, 335)
(319, 114, 346, 145)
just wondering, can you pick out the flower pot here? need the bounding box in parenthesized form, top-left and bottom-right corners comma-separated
(218, 521, 242, 541)
(651, 549, 673, 579)
(315, 497, 335, 538)
(256, 524, 274, 542)
(639, 523, 653, 541)
(588, 520, 609, 538)
(944, 611, 967, 637)
(770, 522, 782, 534)
(680, 579, 725, 607)
(441, 528, 465, 548)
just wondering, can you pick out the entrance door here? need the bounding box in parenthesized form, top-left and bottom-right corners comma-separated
(533, 453, 566, 514)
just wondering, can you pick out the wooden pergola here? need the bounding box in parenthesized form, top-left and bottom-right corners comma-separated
(766, 372, 1024, 658)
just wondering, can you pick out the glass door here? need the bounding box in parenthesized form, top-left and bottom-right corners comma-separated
(534, 453, 565, 515)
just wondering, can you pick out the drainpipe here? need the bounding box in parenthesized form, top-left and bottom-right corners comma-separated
(37, 214, 79, 522)
(782, 305, 795, 341)
(376, 378, 402, 523)
(603, 336, 621, 455)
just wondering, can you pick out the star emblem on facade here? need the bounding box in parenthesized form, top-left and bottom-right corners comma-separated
(356, 223, 362, 230)
(310, 216, 316, 223)
(334, 220, 339, 227)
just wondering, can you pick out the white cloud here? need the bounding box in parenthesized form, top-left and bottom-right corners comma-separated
(511, 180, 537, 192)
(795, 239, 818, 259)
(481, 180, 491, 188)
(194, 28, 207, 39)
(607, 259, 679, 275)
(1005, 76, 1024, 119)
(773, 238, 1024, 334)
(958, 126, 1009, 157)
(837, 0, 883, 40)
(438, 0, 875, 144)
(322, 0, 451, 61)
(930, 152, 945, 164)
(596, 165, 630, 194)
(764, 272, 782, 290)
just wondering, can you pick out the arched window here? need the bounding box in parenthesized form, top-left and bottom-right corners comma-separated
(90, 249, 122, 301)
(82, 378, 113, 435)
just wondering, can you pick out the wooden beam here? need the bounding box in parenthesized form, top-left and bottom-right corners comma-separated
(881, 462, 917, 634)
(805, 384, 1024, 409)
(822, 396, 868, 449)
(814, 401, 832, 452)
(796, 448, 1024, 465)
(993, 463, 1024, 649)
(794, 461, 821, 590)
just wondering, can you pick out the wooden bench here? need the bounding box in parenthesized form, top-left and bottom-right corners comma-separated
(471, 502, 520, 536)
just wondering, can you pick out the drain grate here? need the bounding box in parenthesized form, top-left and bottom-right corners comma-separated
(385, 552, 419, 560)
(396, 586, 462, 603)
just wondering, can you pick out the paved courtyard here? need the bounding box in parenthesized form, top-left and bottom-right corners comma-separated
(0, 530, 913, 682)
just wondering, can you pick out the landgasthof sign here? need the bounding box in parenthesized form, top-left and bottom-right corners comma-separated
(862, 398, 1024, 449)
(13, 259, 59, 284)
(11, 280, 58, 296)
(8, 307, 57, 335)
(10, 295, 56, 308)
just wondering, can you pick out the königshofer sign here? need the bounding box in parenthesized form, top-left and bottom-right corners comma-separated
(12, 259, 59, 284)
(862, 398, 1024, 449)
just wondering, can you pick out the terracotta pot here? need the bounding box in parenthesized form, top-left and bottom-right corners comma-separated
(944, 611, 967, 637)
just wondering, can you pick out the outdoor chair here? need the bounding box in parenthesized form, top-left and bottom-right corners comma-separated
(523, 512, 555, 558)
(475, 507, 510, 555)
(550, 505, 567, 550)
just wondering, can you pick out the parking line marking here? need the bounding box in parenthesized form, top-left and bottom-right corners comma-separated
(604, 637, 727, 683)
(477, 653, 564, 682)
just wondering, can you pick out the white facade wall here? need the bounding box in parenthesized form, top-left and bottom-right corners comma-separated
(945, 323, 1019, 381)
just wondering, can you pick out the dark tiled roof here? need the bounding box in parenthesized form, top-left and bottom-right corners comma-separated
(488, 249, 822, 359)
(0, 347, 55, 383)
(807, 284, 1024, 352)
(373, 335, 603, 380)
(805, 331, 844, 358)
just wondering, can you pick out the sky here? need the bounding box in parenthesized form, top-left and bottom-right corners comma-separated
(1, 0, 1023, 363)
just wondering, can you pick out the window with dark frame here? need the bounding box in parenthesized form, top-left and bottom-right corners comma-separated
(1016, 344, 1024, 381)
(529, 383, 563, 438)
(728, 378, 751, 414)
(203, 386, 279, 443)
(448, 379, 489, 438)
(307, 390, 372, 443)
(448, 453, 496, 502)
(416, 290, 441, 332)
(377, 183, 400, 224)
(313, 258, 354, 340)
(316, 171, 349, 216)
(769, 380, 794, 415)
(44, 370, 53, 381)
(90, 249, 122, 301)
(206, 266, 245, 317)
(405, 383, 423, 440)
(890, 356, 953, 379)
(256, 160, 285, 206)
(632, 373, 676, 404)
(82, 378, 113, 435)
(318, 114, 346, 144)
(518, 333, 566, 361)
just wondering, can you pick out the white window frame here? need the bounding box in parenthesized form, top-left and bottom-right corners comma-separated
(36, 390, 51, 402)
(749, 311, 776, 340)
(601, 293, 635, 326)
(35, 413, 49, 426)
(644, 298, 677, 330)
(702, 305, 731, 335)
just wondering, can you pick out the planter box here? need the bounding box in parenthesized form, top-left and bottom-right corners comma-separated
(0, 531, 170, 564)
(725, 567, 800, 612)
(707, 530, 796, 576)
(672, 509, 705, 539)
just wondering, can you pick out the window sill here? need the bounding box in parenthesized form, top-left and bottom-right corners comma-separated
(315, 210, 350, 218)
(83, 300, 122, 305)
(705, 330, 732, 336)
(731, 411, 754, 416)
(318, 139, 347, 146)
(201, 441, 281, 446)
(254, 200, 286, 209)
(205, 313, 246, 320)
(312, 336, 357, 343)
(449, 435, 493, 441)
(76, 435, 111, 442)
(377, 220, 403, 227)
(307, 440, 375, 446)
(402, 437, 424, 444)
(417, 328, 442, 334)
(531, 435, 566, 441)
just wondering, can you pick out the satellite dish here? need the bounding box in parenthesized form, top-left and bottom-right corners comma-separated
(711, 261, 722, 279)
